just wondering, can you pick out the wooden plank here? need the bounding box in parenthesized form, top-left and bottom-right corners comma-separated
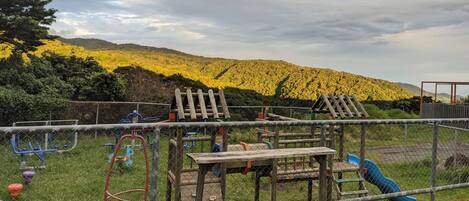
(352, 96, 369, 118)
(331, 96, 346, 118)
(218, 89, 231, 119)
(208, 90, 220, 119)
(345, 96, 361, 118)
(174, 88, 185, 120)
(338, 96, 353, 117)
(197, 89, 208, 119)
(322, 95, 338, 119)
(186, 89, 197, 120)
(187, 147, 336, 164)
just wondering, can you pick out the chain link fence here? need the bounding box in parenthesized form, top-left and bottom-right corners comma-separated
(1, 119, 469, 201)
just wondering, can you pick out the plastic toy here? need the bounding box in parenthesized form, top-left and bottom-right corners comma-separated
(22, 170, 36, 185)
(104, 132, 149, 201)
(8, 183, 23, 197)
(347, 154, 417, 201)
(113, 110, 159, 148)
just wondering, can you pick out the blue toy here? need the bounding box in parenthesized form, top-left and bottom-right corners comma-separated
(10, 120, 79, 169)
(114, 110, 159, 144)
(105, 143, 134, 170)
(10, 135, 57, 169)
(347, 154, 417, 201)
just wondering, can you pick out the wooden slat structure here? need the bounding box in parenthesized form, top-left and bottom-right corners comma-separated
(311, 94, 369, 119)
(171, 88, 230, 120)
(257, 95, 370, 200)
(167, 88, 231, 201)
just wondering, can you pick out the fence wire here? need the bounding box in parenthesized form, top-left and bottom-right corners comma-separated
(1, 119, 469, 201)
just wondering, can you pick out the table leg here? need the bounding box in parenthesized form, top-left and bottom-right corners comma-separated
(196, 165, 209, 201)
(307, 179, 313, 201)
(316, 155, 328, 201)
(271, 159, 278, 201)
(255, 172, 261, 201)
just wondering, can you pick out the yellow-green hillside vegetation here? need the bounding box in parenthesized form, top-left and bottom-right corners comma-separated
(3, 39, 413, 101)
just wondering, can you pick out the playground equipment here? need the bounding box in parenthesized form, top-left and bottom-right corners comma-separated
(8, 183, 23, 198)
(105, 110, 159, 168)
(347, 154, 417, 201)
(10, 120, 79, 169)
(211, 142, 273, 177)
(104, 132, 150, 201)
(114, 110, 160, 145)
(311, 94, 368, 119)
(105, 144, 134, 170)
(256, 94, 370, 200)
(22, 170, 36, 185)
(187, 147, 335, 201)
(104, 110, 166, 200)
(166, 88, 231, 201)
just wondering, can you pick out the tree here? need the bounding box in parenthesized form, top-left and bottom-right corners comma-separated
(0, 0, 56, 58)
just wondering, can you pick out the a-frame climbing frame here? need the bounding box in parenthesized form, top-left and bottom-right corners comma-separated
(311, 94, 369, 119)
(171, 88, 230, 121)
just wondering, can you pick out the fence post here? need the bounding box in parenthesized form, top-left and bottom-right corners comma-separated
(453, 129, 458, 171)
(359, 124, 366, 176)
(404, 123, 408, 161)
(95, 103, 100, 139)
(430, 122, 439, 201)
(149, 127, 161, 201)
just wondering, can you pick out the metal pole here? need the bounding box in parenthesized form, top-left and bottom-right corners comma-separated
(404, 124, 408, 161)
(149, 128, 161, 201)
(430, 122, 439, 201)
(454, 129, 459, 182)
(95, 103, 100, 138)
(420, 81, 424, 114)
(359, 125, 366, 176)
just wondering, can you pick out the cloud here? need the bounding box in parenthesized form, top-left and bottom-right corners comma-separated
(48, 0, 469, 88)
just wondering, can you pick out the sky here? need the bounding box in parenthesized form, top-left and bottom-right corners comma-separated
(48, 0, 469, 91)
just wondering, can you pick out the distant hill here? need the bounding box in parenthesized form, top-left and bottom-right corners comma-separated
(395, 82, 452, 102)
(18, 38, 414, 101)
(57, 37, 192, 56)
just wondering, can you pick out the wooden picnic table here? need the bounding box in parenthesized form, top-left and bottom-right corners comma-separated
(187, 147, 336, 201)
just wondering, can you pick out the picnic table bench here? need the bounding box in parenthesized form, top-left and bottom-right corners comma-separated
(187, 147, 336, 201)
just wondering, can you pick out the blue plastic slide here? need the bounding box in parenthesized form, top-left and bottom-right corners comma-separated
(346, 154, 417, 201)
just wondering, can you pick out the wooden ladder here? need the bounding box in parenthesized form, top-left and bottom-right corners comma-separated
(333, 170, 368, 200)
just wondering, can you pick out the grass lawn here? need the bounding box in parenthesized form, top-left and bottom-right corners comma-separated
(1, 127, 468, 201)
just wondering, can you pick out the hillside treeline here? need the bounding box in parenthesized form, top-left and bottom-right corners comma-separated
(0, 53, 125, 125)
(26, 39, 413, 101)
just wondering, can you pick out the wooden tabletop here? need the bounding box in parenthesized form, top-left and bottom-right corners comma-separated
(187, 147, 336, 164)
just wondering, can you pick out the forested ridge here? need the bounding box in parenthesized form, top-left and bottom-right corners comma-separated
(1, 38, 413, 101)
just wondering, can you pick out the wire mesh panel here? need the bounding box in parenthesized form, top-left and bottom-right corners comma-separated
(2, 119, 469, 201)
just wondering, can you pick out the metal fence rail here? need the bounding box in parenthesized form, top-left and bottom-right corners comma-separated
(3, 118, 469, 133)
(1, 118, 469, 201)
(57, 101, 312, 124)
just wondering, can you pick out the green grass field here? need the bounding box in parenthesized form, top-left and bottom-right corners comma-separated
(1, 127, 468, 201)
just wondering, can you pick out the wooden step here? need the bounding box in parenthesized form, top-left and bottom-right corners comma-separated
(278, 138, 330, 144)
(335, 177, 364, 184)
(339, 190, 369, 196)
